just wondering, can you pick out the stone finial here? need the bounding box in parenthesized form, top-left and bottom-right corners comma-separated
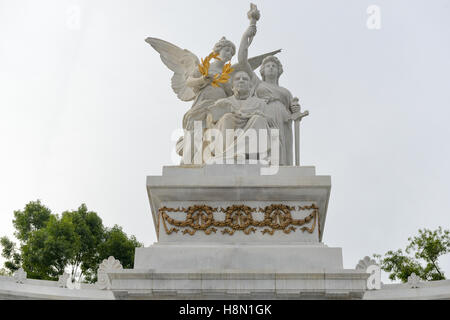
(407, 273, 421, 289)
(57, 273, 70, 288)
(95, 256, 123, 290)
(355, 256, 377, 270)
(13, 268, 27, 284)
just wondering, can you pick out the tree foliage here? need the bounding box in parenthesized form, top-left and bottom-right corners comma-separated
(13, 200, 52, 242)
(84, 225, 142, 283)
(375, 227, 450, 282)
(0, 236, 22, 273)
(1, 200, 143, 283)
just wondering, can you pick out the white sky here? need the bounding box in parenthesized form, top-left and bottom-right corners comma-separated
(1, 0, 449, 283)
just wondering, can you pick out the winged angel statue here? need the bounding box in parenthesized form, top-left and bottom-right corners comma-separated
(145, 4, 281, 164)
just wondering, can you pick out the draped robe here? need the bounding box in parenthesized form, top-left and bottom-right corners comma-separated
(205, 95, 276, 163)
(254, 81, 294, 166)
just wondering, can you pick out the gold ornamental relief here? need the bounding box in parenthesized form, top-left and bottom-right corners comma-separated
(158, 204, 318, 236)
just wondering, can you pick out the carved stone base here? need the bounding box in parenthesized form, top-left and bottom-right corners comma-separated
(134, 243, 343, 272)
(108, 269, 368, 300)
(107, 242, 368, 299)
(147, 165, 331, 243)
(106, 165, 367, 299)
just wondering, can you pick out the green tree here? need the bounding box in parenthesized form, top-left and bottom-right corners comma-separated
(1, 200, 143, 283)
(84, 225, 143, 283)
(21, 214, 80, 280)
(1, 199, 52, 274)
(12, 200, 52, 242)
(60, 204, 104, 282)
(375, 227, 450, 282)
(0, 236, 21, 273)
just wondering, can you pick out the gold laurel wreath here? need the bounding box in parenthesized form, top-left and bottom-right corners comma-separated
(198, 52, 234, 88)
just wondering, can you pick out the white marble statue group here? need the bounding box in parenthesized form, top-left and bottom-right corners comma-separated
(146, 4, 308, 166)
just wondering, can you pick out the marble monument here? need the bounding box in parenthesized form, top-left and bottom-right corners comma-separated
(3, 3, 450, 301)
(100, 4, 370, 300)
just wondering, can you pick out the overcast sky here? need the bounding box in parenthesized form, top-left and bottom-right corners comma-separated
(1, 0, 449, 282)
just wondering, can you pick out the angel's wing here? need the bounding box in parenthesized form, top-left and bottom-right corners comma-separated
(145, 37, 200, 102)
(231, 49, 282, 72)
(248, 49, 282, 70)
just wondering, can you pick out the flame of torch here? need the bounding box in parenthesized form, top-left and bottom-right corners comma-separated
(247, 3, 260, 26)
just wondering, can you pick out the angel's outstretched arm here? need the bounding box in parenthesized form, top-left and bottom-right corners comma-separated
(186, 75, 206, 89)
(186, 71, 212, 90)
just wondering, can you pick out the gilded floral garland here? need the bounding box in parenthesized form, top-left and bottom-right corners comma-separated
(158, 204, 318, 236)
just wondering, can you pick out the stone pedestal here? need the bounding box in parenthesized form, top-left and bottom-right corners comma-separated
(108, 165, 368, 299)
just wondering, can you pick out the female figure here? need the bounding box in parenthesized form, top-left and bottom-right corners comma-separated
(238, 27, 301, 165)
(146, 36, 236, 162)
(182, 37, 236, 131)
